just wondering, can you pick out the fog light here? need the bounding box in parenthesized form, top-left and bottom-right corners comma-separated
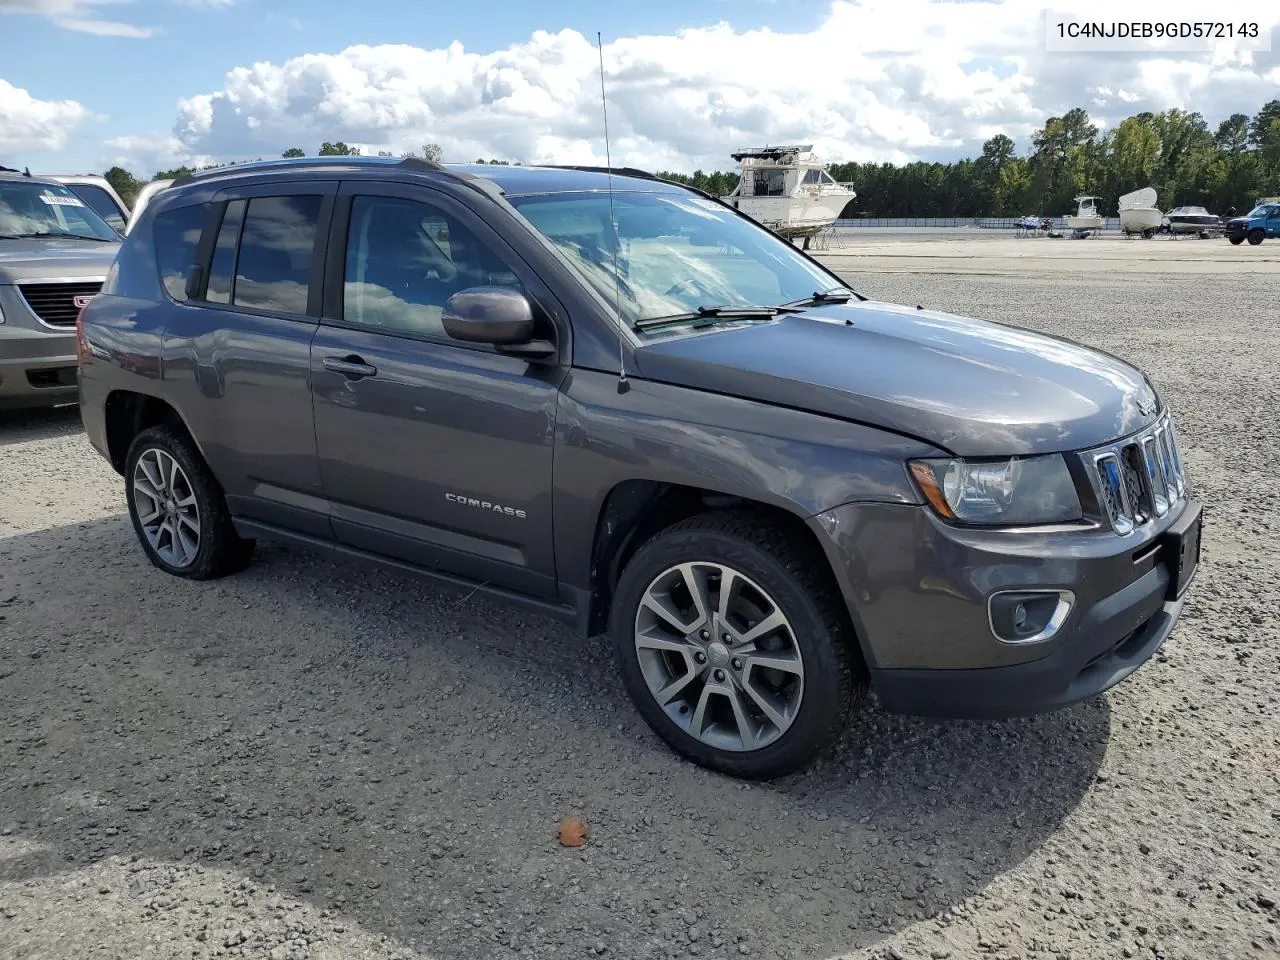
(1013, 602, 1028, 629)
(988, 590, 1074, 645)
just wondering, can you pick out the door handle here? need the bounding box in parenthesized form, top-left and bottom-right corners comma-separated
(323, 355, 377, 379)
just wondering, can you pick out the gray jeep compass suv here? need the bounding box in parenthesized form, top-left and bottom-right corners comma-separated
(76, 156, 1202, 778)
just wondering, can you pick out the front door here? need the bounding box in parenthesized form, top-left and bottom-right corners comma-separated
(310, 181, 567, 597)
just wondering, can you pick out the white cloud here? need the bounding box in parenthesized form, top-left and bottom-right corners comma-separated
(0, 78, 96, 154)
(113, 0, 1280, 174)
(0, 0, 153, 37)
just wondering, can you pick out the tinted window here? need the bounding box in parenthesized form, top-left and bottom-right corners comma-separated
(152, 203, 207, 301)
(65, 184, 126, 231)
(232, 195, 322, 315)
(206, 200, 245, 304)
(752, 170, 786, 196)
(343, 195, 522, 338)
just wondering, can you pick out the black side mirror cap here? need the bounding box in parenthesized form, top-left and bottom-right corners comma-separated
(442, 286, 536, 344)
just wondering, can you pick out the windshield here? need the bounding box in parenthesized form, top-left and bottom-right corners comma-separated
(507, 190, 842, 328)
(0, 179, 120, 240)
(1246, 204, 1275, 218)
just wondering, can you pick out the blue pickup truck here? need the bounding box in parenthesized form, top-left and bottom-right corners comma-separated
(1224, 200, 1280, 245)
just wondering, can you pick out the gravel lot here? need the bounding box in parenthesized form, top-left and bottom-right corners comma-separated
(2, 237, 1278, 960)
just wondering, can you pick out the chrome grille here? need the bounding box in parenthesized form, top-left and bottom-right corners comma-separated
(1085, 414, 1187, 534)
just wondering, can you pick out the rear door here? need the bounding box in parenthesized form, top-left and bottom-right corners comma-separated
(162, 180, 336, 538)
(309, 179, 568, 597)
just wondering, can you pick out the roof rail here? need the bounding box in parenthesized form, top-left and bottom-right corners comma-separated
(541, 164, 663, 182)
(170, 154, 449, 188)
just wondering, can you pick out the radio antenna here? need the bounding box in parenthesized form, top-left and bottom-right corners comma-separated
(597, 31, 629, 393)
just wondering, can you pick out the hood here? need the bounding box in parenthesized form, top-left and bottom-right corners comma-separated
(634, 300, 1162, 457)
(0, 238, 120, 282)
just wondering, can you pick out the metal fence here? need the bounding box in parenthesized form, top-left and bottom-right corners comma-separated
(833, 217, 1125, 231)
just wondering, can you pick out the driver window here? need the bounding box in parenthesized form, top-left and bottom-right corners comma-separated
(343, 195, 524, 338)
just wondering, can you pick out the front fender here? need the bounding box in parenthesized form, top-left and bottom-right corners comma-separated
(553, 369, 944, 591)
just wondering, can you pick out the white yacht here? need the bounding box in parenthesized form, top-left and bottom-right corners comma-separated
(1064, 195, 1105, 236)
(721, 145, 856, 247)
(1118, 187, 1162, 238)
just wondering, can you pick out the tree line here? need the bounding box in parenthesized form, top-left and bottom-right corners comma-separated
(660, 100, 1280, 218)
(100, 100, 1279, 217)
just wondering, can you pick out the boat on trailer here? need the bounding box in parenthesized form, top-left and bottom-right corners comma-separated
(1064, 195, 1105, 237)
(1118, 187, 1162, 238)
(721, 145, 856, 248)
(1166, 205, 1221, 238)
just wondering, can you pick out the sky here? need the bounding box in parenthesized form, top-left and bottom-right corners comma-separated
(1, 0, 1278, 178)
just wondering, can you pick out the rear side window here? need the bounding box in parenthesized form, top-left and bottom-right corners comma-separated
(232, 195, 323, 315)
(65, 184, 127, 232)
(151, 203, 207, 302)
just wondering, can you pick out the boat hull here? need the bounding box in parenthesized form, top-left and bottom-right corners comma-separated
(724, 194, 852, 238)
(1119, 208, 1162, 234)
(1064, 216, 1104, 231)
(1167, 217, 1219, 234)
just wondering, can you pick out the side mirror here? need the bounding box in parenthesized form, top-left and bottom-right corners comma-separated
(442, 286, 556, 360)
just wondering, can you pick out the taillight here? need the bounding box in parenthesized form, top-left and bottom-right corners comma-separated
(75, 304, 92, 364)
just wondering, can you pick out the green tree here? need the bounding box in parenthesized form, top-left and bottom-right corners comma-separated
(318, 141, 360, 156)
(282, 147, 305, 158)
(103, 166, 141, 205)
(1215, 114, 1250, 154)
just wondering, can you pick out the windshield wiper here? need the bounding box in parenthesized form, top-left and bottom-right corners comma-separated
(635, 304, 801, 331)
(0, 231, 115, 242)
(779, 288, 856, 308)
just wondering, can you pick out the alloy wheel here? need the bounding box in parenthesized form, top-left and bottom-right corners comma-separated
(633, 561, 805, 752)
(132, 447, 201, 568)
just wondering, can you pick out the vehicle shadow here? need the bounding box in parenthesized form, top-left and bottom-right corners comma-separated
(0, 404, 82, 447)
(0, 515, 1109, 960)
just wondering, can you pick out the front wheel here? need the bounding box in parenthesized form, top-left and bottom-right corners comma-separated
(608, 512, 865, 779)
(1229, 235, 1244, 245)
(124, 425, 255, 580)
(1248, 229, 1265, 246)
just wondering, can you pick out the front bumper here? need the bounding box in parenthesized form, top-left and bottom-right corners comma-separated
(810, 497, 1202, 718)
(0, 316, 78, 407)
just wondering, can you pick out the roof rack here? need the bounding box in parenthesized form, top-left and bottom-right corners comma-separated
(170, 154, 449, 188)
(541, 164, 663, 182)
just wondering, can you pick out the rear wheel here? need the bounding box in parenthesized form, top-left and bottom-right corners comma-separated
(609, 511, 865, 779)
(124, 425, 255, 580)
(1248, 229, 1265, 246)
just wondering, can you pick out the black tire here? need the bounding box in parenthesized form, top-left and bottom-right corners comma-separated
(1248, 229, 1265, 246)
(1142, 228, 1154, 240)
(124, 424, 255, 580)
(608, 511, 866, 779)
(1229, 236, 1244, 245)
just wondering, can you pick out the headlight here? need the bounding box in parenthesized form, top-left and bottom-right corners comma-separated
(908, 455, 1082, 525)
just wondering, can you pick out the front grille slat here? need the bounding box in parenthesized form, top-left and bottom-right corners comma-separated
(1083, 414, 1187, 534)
(16, 281, 102, 327)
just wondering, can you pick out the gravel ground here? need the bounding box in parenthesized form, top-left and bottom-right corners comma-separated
(1, 243, 1278, 960)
